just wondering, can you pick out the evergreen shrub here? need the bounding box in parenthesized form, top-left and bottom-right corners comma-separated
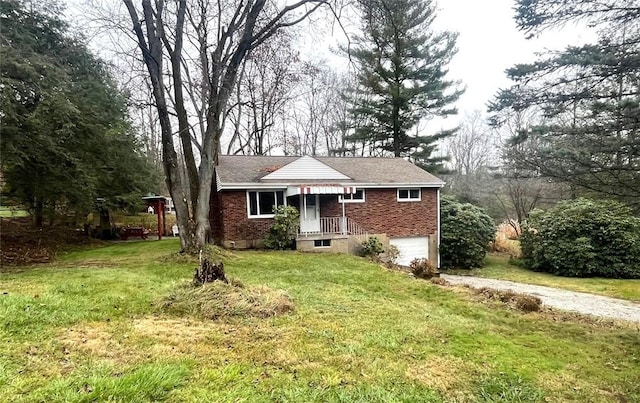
(521, 198, 640, 278)
(361, 236, 385, 258)
(440, 196, 496, 269)
(264, 206, 299, 250)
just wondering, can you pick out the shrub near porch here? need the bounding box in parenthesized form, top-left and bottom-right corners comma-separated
(0, 241, 638, 402)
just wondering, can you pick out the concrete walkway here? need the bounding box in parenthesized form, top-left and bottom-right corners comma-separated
(441, 274, 640, 323)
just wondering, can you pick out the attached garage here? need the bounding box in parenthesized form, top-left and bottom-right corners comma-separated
(390, 237, 429, 266)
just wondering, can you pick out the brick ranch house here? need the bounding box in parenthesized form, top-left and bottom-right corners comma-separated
(210, 155, 444, 267)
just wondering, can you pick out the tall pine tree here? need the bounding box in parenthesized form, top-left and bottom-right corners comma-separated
(490, 0, 640, 207)
(347, 0, 462, 171)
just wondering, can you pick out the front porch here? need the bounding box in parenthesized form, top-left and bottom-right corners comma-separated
(286, 188, 356, 232)
(298, 216, 369, 240)
(286, 187, 370, 254)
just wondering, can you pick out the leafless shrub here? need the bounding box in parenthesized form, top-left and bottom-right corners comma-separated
(474, 287, 542, 313)
(410, 258, 438, 279)
(514, 295, 543, 312)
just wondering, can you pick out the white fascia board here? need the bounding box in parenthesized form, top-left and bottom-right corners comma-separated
(329, 182, 445, 189)
(217, 182, 291, 190)
(215, 170, 223, 192)
(217, 182, 445, 190)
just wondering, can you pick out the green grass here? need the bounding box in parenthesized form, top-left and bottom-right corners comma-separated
(456, 254, 640, 301)
(0, 207, 28, 217)
(1, 240, 639, 402)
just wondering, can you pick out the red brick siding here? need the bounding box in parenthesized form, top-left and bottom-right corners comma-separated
(210, 187, 439, 246)
(216, 191, 273, 243)
(319, 188, 438, 237)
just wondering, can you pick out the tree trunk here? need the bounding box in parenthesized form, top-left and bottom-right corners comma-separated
(123, 0, 331, 254)
(34, 200, 43, 228)
(194, 259, 227, 284)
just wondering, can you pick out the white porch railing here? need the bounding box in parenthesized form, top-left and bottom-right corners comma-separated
(299, 216, 368, 241)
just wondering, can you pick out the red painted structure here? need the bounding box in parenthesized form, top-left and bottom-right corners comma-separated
(142, 196, 167, 240)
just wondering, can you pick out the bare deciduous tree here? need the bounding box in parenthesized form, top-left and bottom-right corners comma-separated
(446, 110, 497, 177)
(492, 109, 568, 235)
(226, 31, 301, 155)
(122, 0, 336, 251)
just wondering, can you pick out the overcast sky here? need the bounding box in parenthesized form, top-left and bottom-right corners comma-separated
(436, 0, 593, 117)
(305, 0, 595, 129)
(67, 0, 594, 129)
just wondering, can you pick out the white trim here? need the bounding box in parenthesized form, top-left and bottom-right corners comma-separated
(437, 188, 441, 269)
(215, 170, 223, 192)
(338, 188, 365, 203)
(218, 182, 445, 190)
(397, 188, 421, 202)
(246, 189, 286, 219)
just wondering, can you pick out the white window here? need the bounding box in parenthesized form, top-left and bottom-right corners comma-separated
(339, 189, 365, 203)
(247, 190, 285, 218)
(397, 188, 421, 202)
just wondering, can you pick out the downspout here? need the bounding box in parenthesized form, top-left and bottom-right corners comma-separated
(437, 188, 441, 269)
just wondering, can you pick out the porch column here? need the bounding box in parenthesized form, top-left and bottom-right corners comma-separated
(302, 193, 306, 219)
(341, 198, 346, 235)
(300, 193, 305, 237)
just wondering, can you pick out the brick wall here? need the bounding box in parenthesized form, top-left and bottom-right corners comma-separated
(214, 190, 273, 245)
(210, 187, 439, 248)
(319, 188, 438, 237)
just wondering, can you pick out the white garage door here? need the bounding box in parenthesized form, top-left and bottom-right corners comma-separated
(390, 237, 429, 266)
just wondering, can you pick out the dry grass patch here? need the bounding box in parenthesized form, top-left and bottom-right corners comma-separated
(58, 322, 145, 367)
(160, 280, 295, 320)
(61, 322, 115, 354)
(406, 355, 478, 399)
(60, 318, 223, 364)
(133, 317, 214, 341)
(132, 316, 223, 357)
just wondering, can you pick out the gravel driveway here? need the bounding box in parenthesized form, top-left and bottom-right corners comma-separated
(441, 274, 640, 323)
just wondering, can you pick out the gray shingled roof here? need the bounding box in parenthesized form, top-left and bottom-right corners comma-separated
(216, 155, 444, 186)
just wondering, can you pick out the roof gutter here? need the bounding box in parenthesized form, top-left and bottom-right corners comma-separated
(217, 182, 445, 190)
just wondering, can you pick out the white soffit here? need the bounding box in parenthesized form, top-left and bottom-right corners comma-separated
(262, 156, 351, 180)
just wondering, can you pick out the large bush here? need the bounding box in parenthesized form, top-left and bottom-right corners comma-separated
(263, 206, 299, 250)
(440, 197, 496, 269)
(521, 198, 640, 278)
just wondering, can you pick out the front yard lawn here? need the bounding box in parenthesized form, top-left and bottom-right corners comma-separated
(1, 241, 639, 402)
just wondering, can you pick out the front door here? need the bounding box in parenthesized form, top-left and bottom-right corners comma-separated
(300, 194, 320, 233)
